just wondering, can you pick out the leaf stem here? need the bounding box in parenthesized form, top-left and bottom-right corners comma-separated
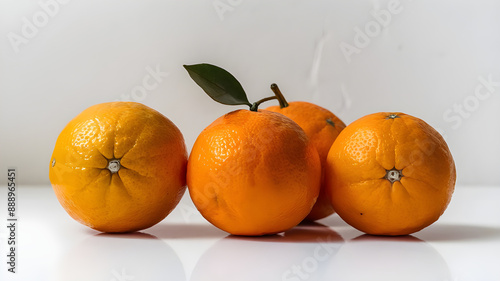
(270, 83, 289, 108)
(250, 96, 277, 111)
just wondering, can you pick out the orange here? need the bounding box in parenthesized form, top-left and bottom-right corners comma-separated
(325, 112, 456, 235)
(266, 101, 346, 221)
(187, 109, 321, 236)
(49, 102, 187, 233)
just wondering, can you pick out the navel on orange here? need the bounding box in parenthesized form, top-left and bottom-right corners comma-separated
(265, 84, 346, 221)
(325, 112, 456, 235)
(49, 102, 187, 233)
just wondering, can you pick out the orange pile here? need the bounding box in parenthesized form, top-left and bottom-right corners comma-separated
(49, 63, 457, 237)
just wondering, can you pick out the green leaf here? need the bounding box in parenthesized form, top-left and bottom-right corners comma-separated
(184, 63, 252, 107)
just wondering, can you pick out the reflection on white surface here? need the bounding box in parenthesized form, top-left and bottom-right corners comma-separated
(327, 235, 451, 281)
(1, 186, 500, 281)
(416, 223, 500, 242)
(190, 223, 343, 281)
(56, 233, 185, 281)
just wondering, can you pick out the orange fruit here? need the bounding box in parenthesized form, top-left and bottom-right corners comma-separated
(325, 112, 456, 235)
(266, 100, 346, 221)
(187, 109, 321, 236)
(49, 102, 187, 233)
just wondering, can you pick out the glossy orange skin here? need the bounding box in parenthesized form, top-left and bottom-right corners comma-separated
(187, 109, 321, 236)
(49, 102, 187, 233)
(325, 112, 456, 235)
(266, 101, 346, 221)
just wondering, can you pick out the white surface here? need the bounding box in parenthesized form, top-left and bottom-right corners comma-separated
(1, 0, 500, 186)
(0, 185, 499, 281)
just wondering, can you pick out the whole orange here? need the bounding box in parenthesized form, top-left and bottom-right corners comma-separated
(266, 101, 346, 221)
(187, 109, 321, 236)
(49, 102, 187, 233)
(325, 112, 456, 235)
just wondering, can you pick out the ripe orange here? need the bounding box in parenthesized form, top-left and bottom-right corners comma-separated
(325, 112, 456, 235)
(266, 100, 346, 221)
(187, 109, 321, 236)
(49, 102, 187, 233)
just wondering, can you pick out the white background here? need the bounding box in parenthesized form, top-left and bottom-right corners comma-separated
(1, 0, 500, 186)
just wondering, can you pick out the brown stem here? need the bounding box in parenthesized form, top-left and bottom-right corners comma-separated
(270, 83, 289, 108)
